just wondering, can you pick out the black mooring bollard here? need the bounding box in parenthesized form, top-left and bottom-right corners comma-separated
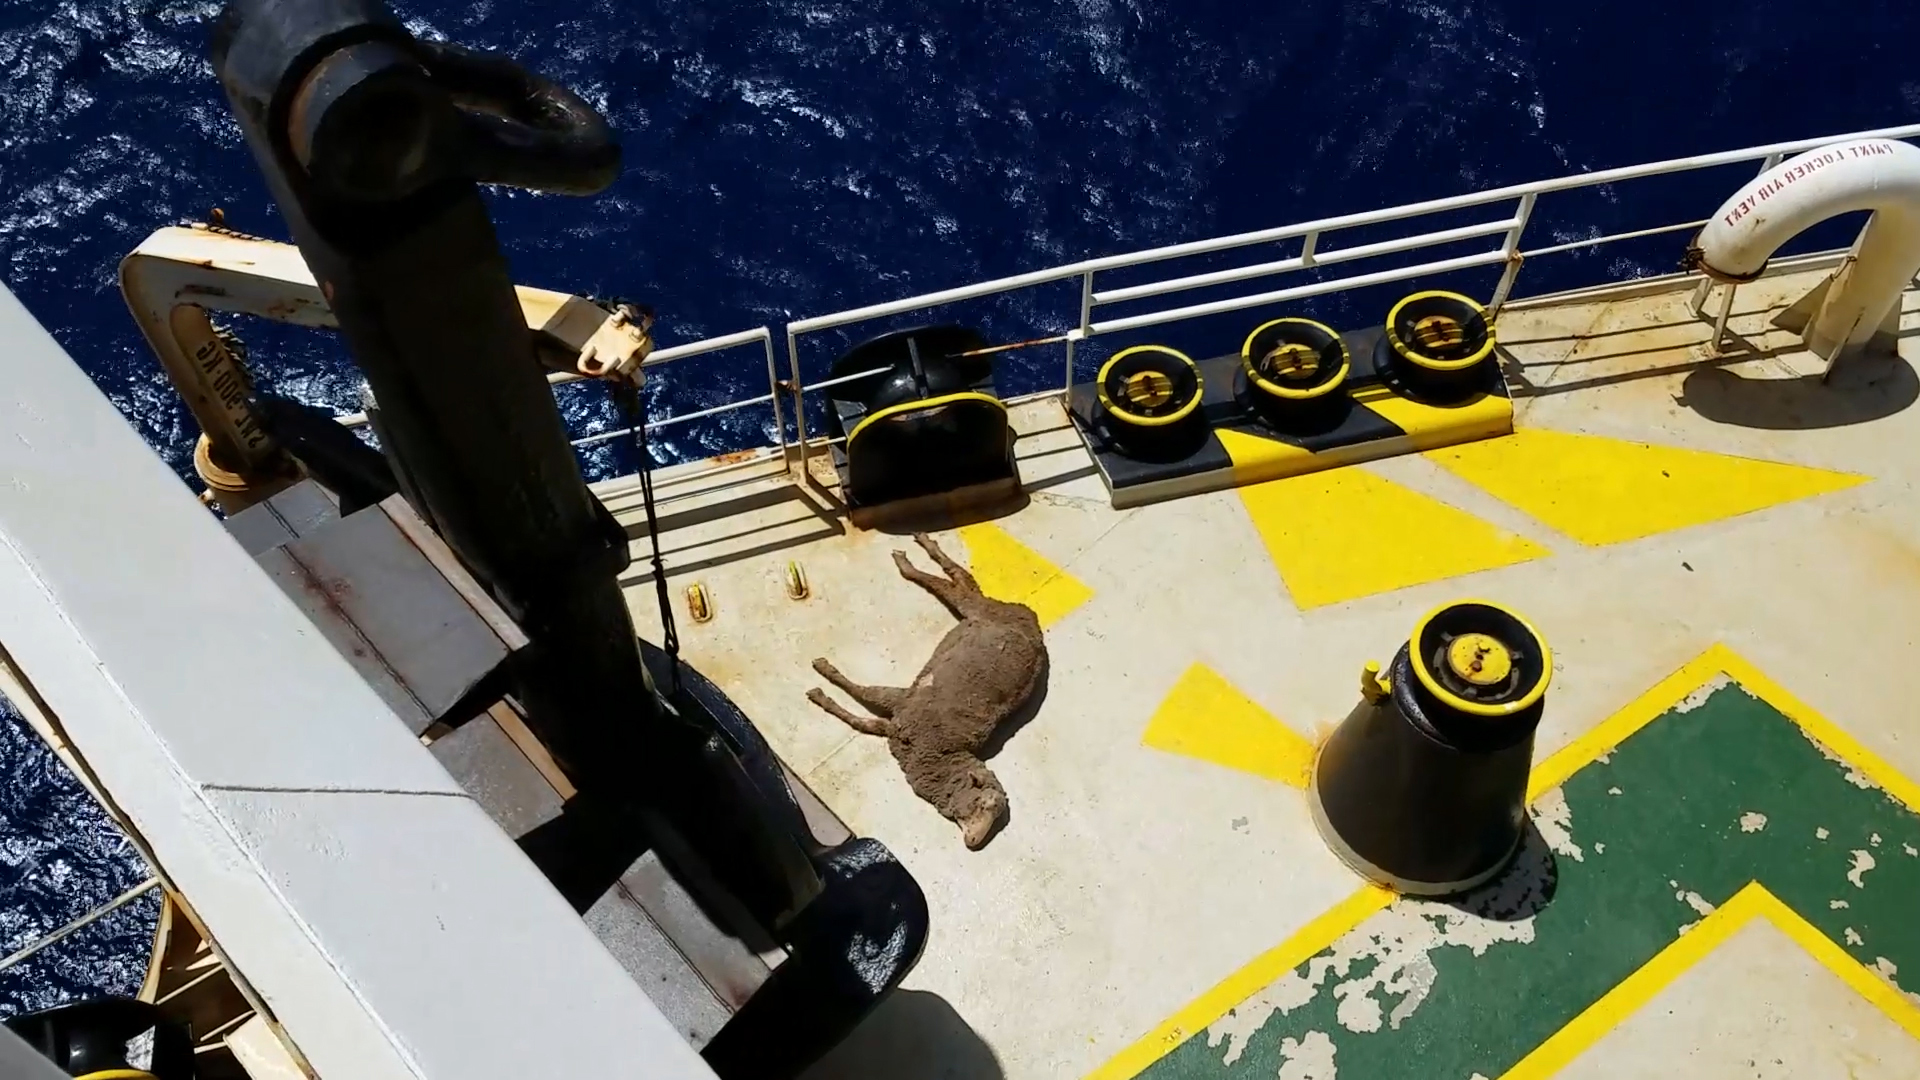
(1311, 601, 1551, 896)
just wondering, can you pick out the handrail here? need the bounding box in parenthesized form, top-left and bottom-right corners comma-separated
(546, 325, 777, 387)
(784, 267, 1088, 335)
(333, 327, 785, 460)
(1070, 120, 1920, 276)
(0, 877, 160, 976)
(763, 121, 1920, 474)
(1091, 214, 1523, 306)
(313, 122, 1920, 488)
(779, 120, 1920, 342)
(1089, 248, 1512, 336)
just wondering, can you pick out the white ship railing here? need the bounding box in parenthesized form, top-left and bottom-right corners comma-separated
(373, 122, 1920, 487)
(0, 876, 160, 977)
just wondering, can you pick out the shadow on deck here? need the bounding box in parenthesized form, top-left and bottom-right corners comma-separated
(803, 989, 1006, 1080)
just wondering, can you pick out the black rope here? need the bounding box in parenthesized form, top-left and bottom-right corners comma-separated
(611, 380, 680, 696)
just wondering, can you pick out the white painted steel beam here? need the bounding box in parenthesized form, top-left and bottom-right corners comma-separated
(0, 283, 714, 1080)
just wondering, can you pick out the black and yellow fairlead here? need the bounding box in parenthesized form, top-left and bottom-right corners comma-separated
(1090, 344, 1207, 460)
(1065, 292, 1513, 509)
(1096, 345, 1204, 428)
(1378, 290, 1499, 402)
(1313, 600, 1551, 896)
(1240, 318, 1350, 420)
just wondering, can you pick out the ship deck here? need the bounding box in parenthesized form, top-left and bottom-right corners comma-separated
(600, 257, 1920, 1080)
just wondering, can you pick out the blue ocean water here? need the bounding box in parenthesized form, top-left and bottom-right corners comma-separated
(0, 0, 1915, 1018)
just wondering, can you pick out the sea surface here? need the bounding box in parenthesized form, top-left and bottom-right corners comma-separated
(1, 0, 1915, 1020)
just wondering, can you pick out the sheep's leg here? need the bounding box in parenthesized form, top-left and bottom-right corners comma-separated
(811, 658, 907, 718)
(806, 688, 892, 737)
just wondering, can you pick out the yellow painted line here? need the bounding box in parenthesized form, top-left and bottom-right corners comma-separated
(1496, 884, 1761, 1079)
(1086, 644, 1920, 1079)
(1711, 648, 1920, 815)
(1210, 391, 1511, 490)
(1082, 883, 1395, 1080)
(1226, 457, 1549, 609)
(1213, 427, 1318, 487)
(1526, 643, 1920, 813)
(1142, 664, 1316, 788)
(1496, 882, 1920, 1079)
(1354, 387, 1513, 450)
(1754, 883, 1920, 1042)
(1427, 428, 1868, 546)
(1523, 645, 1734, 800)
(956, 522, 1094, 630)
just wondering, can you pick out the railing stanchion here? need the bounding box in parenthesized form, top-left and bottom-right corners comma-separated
(786, 328, 809, 476)
(1488, 194, 1537, 317)
(303, 126, 1920, 488)
(764, 334, 788, 459)
(1070, 270, 1095, 394)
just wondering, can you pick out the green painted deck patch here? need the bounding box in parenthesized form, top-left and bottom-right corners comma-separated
(1141, 681, 1920, 1079)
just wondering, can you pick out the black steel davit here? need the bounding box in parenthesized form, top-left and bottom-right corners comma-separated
(209, 3, 925, 1075)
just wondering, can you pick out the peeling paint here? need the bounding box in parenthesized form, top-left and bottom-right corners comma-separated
(1676, 889, 1715, 916)
(1606, 786, 1623, 796)
(1532, 789, 1583, 862)
(1164, 678, 1920, 1080)
(1206, 863, 1546, 1064)
(1847, 849, 1876, 888)
(1308, 904, 1532, 1035)
(1205, 972, 1316, 1066)
(1801, 726, 1882, 791)
(1677, 675, 1732, 712)
(1334, 982, 1384, 1034)
(1276, 1030, 1337, 1080)
(1674, 886, 1715, 933)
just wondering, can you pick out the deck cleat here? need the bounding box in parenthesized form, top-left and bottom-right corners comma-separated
(1312, 599, 1551, 896)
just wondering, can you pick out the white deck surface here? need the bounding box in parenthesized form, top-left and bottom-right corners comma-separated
(10, 251, 1915, 1079)
(603, 257, 1920, 1079)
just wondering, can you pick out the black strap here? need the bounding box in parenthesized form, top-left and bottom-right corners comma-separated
(611, 381, 680, 695)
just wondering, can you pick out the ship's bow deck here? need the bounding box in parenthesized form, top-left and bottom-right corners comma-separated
(607, 259, 1920, 1080)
